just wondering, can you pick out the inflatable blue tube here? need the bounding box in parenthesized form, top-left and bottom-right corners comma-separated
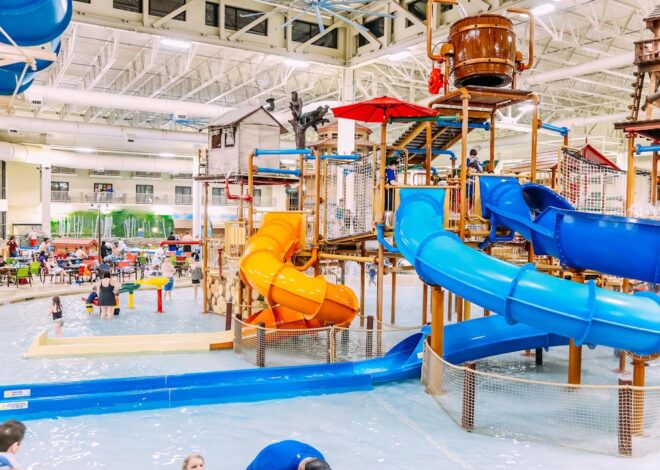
(0, 0, 72, 46)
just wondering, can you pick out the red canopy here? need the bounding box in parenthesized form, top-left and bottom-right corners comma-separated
(331, 96, 438, 123)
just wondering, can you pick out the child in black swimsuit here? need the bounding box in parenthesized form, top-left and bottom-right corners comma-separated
(48, 296, 64, 337)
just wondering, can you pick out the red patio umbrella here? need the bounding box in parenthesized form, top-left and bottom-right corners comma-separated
(332, 96, 438, 215)
(332, 96, 438, 177)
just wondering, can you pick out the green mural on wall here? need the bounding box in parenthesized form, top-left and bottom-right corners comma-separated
(51, 210, 174, 239)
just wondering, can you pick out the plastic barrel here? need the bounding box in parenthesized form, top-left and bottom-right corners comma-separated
(0, 37, 61, 95)
(0, 0, 72, 46)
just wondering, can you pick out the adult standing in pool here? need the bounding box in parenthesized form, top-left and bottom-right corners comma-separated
(246, 440, 331, 470)
(97, 271, 118, 319)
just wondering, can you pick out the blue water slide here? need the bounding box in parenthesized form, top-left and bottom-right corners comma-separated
(0, 0, 72, 46)
(394, 188, 660, 356)
(478, 176, 660, 283)
(0, 333, 425, 421)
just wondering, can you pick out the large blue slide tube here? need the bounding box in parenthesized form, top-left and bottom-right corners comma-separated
(479, 176, 660, 283)
(394, 188, 660, 355)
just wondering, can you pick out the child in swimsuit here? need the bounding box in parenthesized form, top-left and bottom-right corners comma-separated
(47, 296, 64, 337)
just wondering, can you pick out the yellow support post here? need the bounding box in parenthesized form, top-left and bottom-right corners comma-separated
(431, 286, 445, 356)
(128, 292, 135, 309)
(568, 272, 584, 385)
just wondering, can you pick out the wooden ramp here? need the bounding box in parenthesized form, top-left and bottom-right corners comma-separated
(25, 329, 256, 358)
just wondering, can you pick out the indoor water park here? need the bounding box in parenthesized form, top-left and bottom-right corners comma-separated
(0, 0, 659, 469)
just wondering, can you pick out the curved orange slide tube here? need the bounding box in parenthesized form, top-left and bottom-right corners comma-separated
(239, 212, 358, 329)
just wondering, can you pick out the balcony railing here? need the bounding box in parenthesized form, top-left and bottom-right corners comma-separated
(50, 192, 275, 207)
(635, 38, 660, 66)
(175, 194, 193, 205)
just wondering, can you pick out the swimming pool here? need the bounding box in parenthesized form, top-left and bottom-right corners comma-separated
(3, 281, 660, 468)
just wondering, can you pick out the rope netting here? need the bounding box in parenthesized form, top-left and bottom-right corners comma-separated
(422, 343, 660, 456)
(560, 148, 656, 217)
(233, 315, 419, 367)
(324, 157, 374, 240)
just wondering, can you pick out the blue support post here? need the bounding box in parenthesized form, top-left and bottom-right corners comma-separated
(541, 123, 569, 137)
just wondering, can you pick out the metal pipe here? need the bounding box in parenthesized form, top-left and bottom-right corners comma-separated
(530, 95, 539, 184)
(318, 253, 377, 263)
(540, 122, 569, 137)
(313, 149, 321, 276)
(254, 148, 311, 156)
(431, 286, 444, 356)
(376, 224, 400, 253)
(459, 90, 469, 240)
(433, 120, 490, 130)
(636, 143, 660, 154)
(389, 115, 459, 123)
(426, 0, 458, 61)
(256, 167, 301, 176)
(406, 148, 457, 159)
(202, 182, 209, 314)
(306, 154, 360, 161)
(489, 112, 496, 172)
(506, 8, 534, 71)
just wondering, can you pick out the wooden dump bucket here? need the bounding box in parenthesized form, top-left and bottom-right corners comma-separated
(448, 14, 517, 88)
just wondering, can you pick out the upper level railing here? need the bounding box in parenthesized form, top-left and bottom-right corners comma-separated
(51, 191, 275, 207)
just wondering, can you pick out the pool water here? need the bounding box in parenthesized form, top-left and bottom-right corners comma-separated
(3, 280, 660, 468)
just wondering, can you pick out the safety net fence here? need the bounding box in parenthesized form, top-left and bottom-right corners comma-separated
(233, 315, 420, 367)
(324, 156, 375, 240)
(422, 342, 660, 456)
(560, 147, 655, 217)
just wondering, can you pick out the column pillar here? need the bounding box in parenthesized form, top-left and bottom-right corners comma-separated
(41, 163, 51, 237)
(192, 150, 201, 238)
(337, 68, 355, 156)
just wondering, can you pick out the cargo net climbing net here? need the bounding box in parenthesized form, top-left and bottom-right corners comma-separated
(560, 147, 655, 217)
(324, 156, 374, 241)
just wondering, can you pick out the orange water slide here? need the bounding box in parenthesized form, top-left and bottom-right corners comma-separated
(239, 212, 358, 329)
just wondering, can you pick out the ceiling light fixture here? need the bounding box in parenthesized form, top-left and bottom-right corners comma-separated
(284, 59, 309, 69)
(387, 51, 410, 62)
(161, 38, 192, 49)
(530, 4, 555, 16)
(159, 152, 176, 158)
(74, 147, 95, 153)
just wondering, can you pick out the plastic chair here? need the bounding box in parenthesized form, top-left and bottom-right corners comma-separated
(11, 266, 31, 287)
(29, 261, 43, 284)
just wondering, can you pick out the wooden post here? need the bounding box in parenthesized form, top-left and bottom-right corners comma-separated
(632, 356, 646, 436)
(462, 362, 476, 430)
(233, 310, 243, 353)
(202, 181, 209, 313)
(652, 150, 658, 205)
(425, 121, 433, 183)
(366, 315, 374, 358)
(568, 273, 584, 385)
(376, 120, 387, 356)
(489, 112, 496, 172)
(456, 295, 463, 322)
(390, 258, 397, 324)
(326, 326, 336, 363)
(463, 300, 471, 321)
(422, 283, 428, 324)
(618, 378, 633, 456)
(256, 322, 266, 367)
(447, 291, 453, 322)
(459, 92, 469, 241)
(431, 286, 444, 356)
(535, 347, 543, 366)
(225, 302, 233, 331)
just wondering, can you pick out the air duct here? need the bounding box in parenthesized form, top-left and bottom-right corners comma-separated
(0, 142, 193, 173)
(522, 53, 633, 86)
(28, 85, 234, 119)
(0, 115, 207, 144)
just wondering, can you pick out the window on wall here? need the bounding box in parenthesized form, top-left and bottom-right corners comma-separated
(212, 187, 226, 205)
(175, 186, 192, 205)
(113, 0, 142, 13)
(205, 2, 219, 26)
(211, 129, 222, 148)
(136, 184, 154, 204)
(253, 188, 262, 206)
(150, 0, 186, 21)
(358, 17, 385, 47)
(225, 6, 268, 36)
(224, 127, 235, 147)
(291, 20, 338, 48)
